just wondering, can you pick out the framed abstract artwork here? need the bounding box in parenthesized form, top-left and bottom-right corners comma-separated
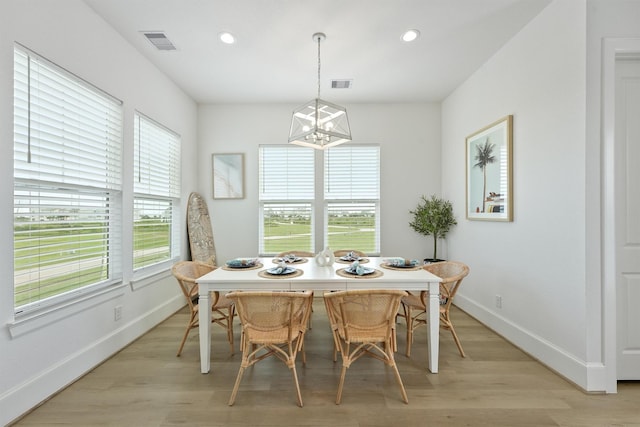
(465, 115, 513, 221)
(212, 153, 244, 199)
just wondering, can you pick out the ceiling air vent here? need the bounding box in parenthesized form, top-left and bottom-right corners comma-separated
(331, 79, 353, 89)
(142, 31, 177, 51)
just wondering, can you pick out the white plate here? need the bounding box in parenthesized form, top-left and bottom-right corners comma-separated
(345, 266, 374, 275)
(267, 266, 297, 275)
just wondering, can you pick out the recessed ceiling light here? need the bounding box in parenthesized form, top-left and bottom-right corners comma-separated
(219, 32, 236, 44)
(401, 29, 420, 42)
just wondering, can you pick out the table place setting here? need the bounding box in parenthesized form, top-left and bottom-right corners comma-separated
(380, 257, 422, 271)
(336, 260, 383, 279)
(272, 253, 309, 264)
(196, 256, 444, 375)
(335, 251, 370, 264)
(258, 260, 304, 279)
(222, 257, 263, 271)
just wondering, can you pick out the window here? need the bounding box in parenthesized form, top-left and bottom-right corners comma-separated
(325, 146, 380, 253)
(258, 144, 380, 255)
(13, 45, 123, 311)
(259, 146, 315, 254)
(133, 113, 181, 270)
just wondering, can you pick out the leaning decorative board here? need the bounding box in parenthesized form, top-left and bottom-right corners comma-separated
(186, 192, 217, 266)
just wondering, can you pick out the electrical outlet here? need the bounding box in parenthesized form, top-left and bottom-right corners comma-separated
(114, 305, 122, 321)
(495, 295, 502, 309)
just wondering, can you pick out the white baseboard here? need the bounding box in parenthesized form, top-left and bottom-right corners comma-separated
(454, 294, 607, 393)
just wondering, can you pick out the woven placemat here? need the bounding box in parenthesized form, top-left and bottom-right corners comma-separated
(335, 257, 370, 265)
(222, 262, 263, 271)
(380, 263, 422, 271)
(271, 257, 309, 265)
(258, 269, 304, 279)
(336, 268, 383, 279)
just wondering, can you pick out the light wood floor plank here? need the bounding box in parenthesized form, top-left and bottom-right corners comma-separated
(12, 300, 640, 426)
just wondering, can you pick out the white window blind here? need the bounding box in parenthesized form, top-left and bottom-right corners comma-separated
(259, 146, 314, 254)
(258, 144, 381, 255)
(133, 113, 181, 270)
(325, 146, 380, 254)
(13, 45, 123, 311)
(134, 113, 180, 198)
(260, 146, 314, 200)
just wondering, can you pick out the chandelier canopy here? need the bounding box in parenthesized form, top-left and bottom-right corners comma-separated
(288, 33, 351, 149)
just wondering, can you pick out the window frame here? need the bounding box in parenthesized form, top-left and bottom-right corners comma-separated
(258, 144, 381, 255)
(13, 44, 124, 315)
(323, 145, 381, 255)
(258, 145, 316, 255)
(132, 111, 181, 275)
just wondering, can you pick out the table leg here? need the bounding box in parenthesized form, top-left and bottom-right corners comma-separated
(426, 281, 440, 373)
(199, 290, 211, 373)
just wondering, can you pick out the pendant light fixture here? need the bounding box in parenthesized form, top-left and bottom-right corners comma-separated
(288, 32, 351, 149)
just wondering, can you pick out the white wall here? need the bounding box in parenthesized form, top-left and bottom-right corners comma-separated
(442, 0, 590, 388)
(197, 103, 442, 262)
(0, 1, 198, 424)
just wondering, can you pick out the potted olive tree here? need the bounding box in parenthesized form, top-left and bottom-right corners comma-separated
(409, 195, 457, 263)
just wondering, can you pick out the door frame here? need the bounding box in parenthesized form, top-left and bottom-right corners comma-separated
(602, 37, 640, 393)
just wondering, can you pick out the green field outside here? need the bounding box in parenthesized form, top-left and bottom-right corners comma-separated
(14, 214, 375, 306)
(14, 220, 170, 306)
(263, 215, 376, 254)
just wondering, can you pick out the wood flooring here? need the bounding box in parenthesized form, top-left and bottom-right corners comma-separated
(12, 300, 640, 426)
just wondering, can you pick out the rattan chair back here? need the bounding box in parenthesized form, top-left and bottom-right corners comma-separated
(400, 261, 469, 357)
(226, 290, 313, 407)
(324, 289, 409, 404)
(171, 261, 235, 357)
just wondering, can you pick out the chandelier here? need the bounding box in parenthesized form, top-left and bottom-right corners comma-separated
(288, 33, 351, 149)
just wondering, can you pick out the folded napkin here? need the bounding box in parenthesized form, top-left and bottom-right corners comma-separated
(341, 251, 360, 261)
(349, 260, 366, 275)
(387, 258, 419, 267)
(281, 254, 298, 263)
(271, 261, 288, 274)
(226, 258, 257, 268)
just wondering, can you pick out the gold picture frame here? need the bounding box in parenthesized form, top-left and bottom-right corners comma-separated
(465, 115, 513, 221)
(212, 153, 244, 199)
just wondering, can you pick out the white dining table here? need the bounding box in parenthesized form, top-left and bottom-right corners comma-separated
(196, 256, 442, 375)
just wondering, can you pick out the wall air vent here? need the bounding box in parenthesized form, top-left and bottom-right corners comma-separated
(142, 31, 177, 51)
(331, 79, 353, 89)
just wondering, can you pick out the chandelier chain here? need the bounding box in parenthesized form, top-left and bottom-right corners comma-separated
(317, 35, 321, 99)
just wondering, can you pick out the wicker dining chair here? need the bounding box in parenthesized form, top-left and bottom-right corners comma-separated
(276, 250, 315, 258)
(276, 250, 316, 328)
(226, 290, 314, 407)
(324, 289, 409, 405)
(399, 261, 470, 357)
(333, 249, 367, 258)
(171, 261, 235, 357)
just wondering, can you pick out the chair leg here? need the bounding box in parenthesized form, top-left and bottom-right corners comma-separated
(403, 305, 413, 357)
(228, 364, 246, 406)
(227, 308, 235, 355)
(387, 345, 409, 404)
(298, 338, 307, 366)
(290, 362, 303, 407)
(176, 326, 191, 357)
(447, 321, 466, 357)
(336, 364, 348, 405)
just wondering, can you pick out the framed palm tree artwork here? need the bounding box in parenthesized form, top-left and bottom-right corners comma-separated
(465, 115, 513, 221)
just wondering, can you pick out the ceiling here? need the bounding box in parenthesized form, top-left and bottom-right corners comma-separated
(84, 0, 551, 104)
